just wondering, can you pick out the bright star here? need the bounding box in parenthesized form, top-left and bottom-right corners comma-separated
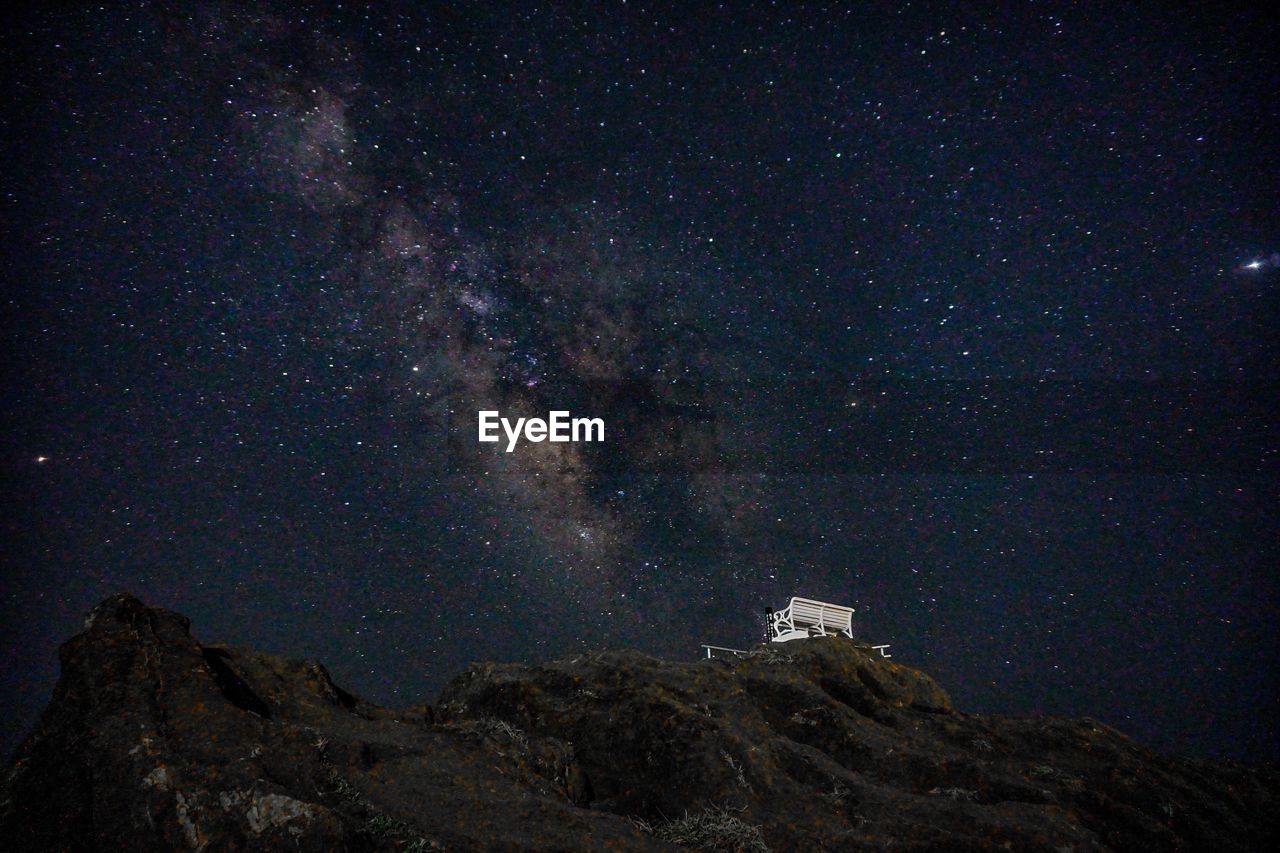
(1239, 253, 1279, 273)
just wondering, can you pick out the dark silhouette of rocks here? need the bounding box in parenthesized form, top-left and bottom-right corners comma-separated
(2, 594, 1275, 851)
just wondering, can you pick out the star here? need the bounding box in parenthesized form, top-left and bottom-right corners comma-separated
(1238, 253, 1279, 273)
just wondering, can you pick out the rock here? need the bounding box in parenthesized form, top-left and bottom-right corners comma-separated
(1, 594, 658, 851)
(2, 594, 1277, 851)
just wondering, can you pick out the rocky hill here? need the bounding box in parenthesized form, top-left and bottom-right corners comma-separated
(2, 594, 1275, 851)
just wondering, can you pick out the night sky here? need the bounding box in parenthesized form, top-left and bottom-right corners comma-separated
(3, 2, 1277, 765)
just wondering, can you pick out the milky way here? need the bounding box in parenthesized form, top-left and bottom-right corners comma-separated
(174, 6, 767, 636)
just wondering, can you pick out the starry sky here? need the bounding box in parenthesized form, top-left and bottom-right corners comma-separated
(3, 2, 1277, 764)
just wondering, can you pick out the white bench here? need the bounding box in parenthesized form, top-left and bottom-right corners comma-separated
(769, 596, 855, 643)
(697, 596, 893, 660)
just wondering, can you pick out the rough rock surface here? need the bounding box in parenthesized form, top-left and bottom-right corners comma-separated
(2, 594, 1275, 851)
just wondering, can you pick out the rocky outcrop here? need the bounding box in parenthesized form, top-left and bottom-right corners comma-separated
(2, 594, 1276, 851)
